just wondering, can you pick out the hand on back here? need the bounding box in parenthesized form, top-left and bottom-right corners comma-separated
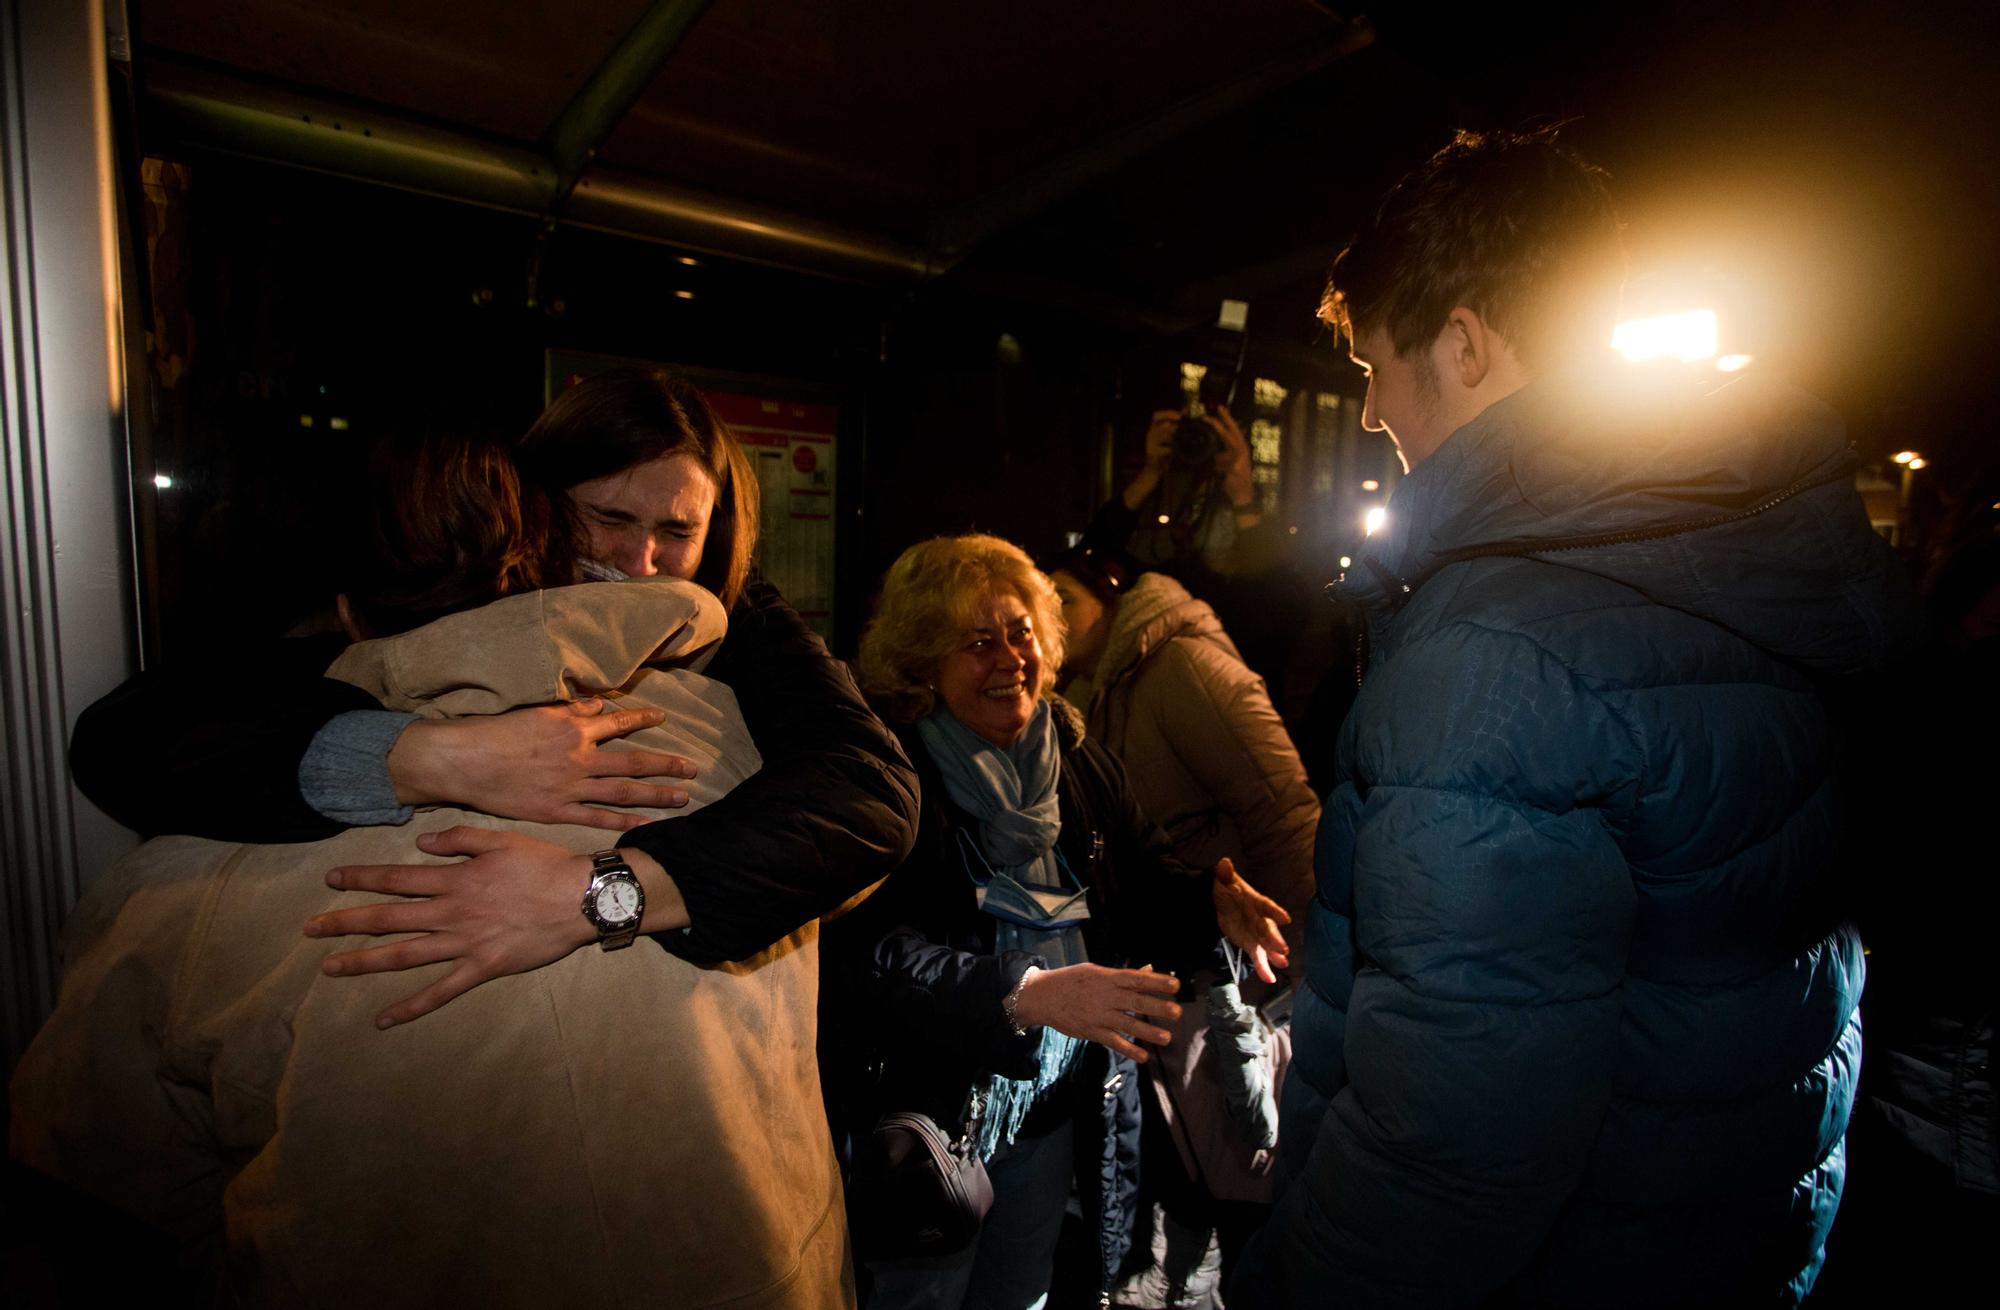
(389, 698, 698, 831)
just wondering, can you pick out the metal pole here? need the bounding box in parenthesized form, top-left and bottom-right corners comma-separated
(542, 0, 718, 204)
(0, 0, 141, 1069)
(140, 56, 935, 283)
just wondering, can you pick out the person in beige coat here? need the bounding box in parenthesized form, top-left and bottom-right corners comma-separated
(1051, 554, 1316, 956)
(1049, 547, 1318, 1307)
(10, 436, 850, 1309)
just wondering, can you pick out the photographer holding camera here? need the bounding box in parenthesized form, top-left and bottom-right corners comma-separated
(1081, 398, 1310, 721)
(1105, 405, 1262, 576)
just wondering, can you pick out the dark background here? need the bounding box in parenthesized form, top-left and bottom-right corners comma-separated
(122, 1, 2000, 661)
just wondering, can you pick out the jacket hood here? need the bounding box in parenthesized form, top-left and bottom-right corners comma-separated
(1065, 572, 1240, 711)
(1339, 369, 1923, 676)
(326, 577, 729, 716)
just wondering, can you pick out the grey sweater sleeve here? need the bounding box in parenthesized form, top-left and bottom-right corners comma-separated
(297, 709, 419, 826)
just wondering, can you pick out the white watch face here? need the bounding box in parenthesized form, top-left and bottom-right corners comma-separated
(595, 879, 641, 924)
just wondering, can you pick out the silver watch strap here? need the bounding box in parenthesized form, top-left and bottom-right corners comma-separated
(586, 850, 643, 952)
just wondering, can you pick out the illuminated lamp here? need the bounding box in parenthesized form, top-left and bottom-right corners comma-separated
(1611, 310, 1719, 363)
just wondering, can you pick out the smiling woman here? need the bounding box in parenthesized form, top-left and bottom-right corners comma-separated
(932, 587, 1046, 748)
(855, 534, 1068, 726)
(831, 533, 1292, 1307)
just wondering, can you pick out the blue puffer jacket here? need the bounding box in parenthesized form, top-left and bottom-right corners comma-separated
(1235, 370, 1924, 1308)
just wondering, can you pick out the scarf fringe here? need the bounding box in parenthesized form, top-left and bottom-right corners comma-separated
(975, 1026, 1083, 1161)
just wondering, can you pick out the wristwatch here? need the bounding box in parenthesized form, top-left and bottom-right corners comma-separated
(581, 849, 646, 951)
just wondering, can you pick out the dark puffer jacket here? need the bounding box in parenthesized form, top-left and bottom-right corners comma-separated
(824, 697, 1220, 1296)
(1235, 370, 1924, 1308)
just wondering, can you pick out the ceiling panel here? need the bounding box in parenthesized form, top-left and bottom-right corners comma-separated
(140, 0, 658, 141)
(596, 0, 1351, 236)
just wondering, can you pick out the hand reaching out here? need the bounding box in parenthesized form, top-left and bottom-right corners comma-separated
(1010, 963, 1183, 1063)
(1211, 857, 1291, 984)
(388, 698, 699, 831)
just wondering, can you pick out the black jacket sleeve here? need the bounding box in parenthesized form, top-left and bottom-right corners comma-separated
(863, 931, 1045, 1080)
(68, 634, 370, 843)
(1082, 737, 1220, 975)
(624, 579, 921, 965)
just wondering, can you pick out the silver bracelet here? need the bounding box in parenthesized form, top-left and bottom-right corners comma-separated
(1002, 965, 1040, 1037)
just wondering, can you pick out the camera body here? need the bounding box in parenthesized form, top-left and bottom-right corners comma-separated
(1171, 412, 1222, 470)
(1170, 299, 1249, 474)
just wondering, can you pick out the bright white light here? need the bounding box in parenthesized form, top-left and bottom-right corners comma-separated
(1339, 555, 1353, 569)
(1361, 479, 1380, 492)
(1892, 450, 1918, 464)
(1612, 310, 1719, 363)
(1364, 507, 1387, 536)
(1156, 514, 1170, 525)
(153, 473, 173, 489)
(1907, 458, 1928, 470)
(1715, 354, 1754, 373)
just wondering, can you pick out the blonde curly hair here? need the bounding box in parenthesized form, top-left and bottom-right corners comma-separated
(858, 534, 1068, 724)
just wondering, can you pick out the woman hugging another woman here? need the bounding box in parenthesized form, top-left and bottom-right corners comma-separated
(17, 424, 853, 1308)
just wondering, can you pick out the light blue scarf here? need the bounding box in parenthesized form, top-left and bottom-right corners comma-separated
(917, 699, 1089, 1159)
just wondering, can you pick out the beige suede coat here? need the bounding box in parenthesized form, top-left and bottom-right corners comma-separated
(11, 579, 850, 1309)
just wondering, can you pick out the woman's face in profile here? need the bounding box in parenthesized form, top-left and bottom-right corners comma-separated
(1049, 570, 1109, 678)
(569, 452, 717, 581)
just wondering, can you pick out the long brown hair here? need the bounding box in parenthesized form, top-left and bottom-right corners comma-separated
(514, 368, 759, 608)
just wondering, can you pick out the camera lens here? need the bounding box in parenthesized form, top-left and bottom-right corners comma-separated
(1171, 416, 1220, 471)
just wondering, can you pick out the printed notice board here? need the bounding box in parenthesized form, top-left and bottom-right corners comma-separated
(547, 351, 839, 640)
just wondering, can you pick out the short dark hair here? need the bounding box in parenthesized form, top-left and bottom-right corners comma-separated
(339, 428, 563, 637)
(1322, 127, 1626, 372)
(514, 367, 759, 609)
(1043, 544, 1136, 606)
